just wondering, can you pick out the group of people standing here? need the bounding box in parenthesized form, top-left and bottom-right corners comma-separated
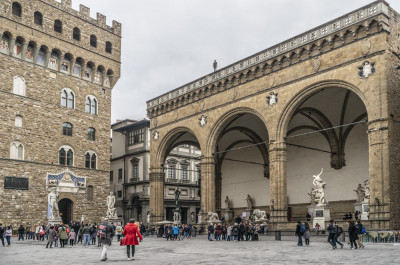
(207, 219, 266, 242)
(295, 219, 366, 249)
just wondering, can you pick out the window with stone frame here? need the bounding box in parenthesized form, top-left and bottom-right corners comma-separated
(61, 89, 74, 108)
(12, 2, 22, 17)
(62, 122, 72, 136)
(182, 167, 188, 180)
(13, 76, 26, 96)
(10, 141, 24, 160)
(118, 168, 122, 182)
(34, 11, 43, 25)
(90, 35, 97, 48)
(59, 146, 73, 166)
(84, 152, 97, 169)
(54, 20, 62, 33)
(130, 157, 139, 180)
(110, 170, 113, 182)
(87, 127, 95, 141)
(128, 128, 144, 145)
(168, 166, 176, 179)
(15, 115, 23, 127)
(106, 41, 112, 54)
(73, 27, 80, 41)
(87, 185, 94, 201)
(85, 96, 97, 114)
(117, 190, 122, 198)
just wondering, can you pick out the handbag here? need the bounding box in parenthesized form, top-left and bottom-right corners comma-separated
(120, 238, 125, 246)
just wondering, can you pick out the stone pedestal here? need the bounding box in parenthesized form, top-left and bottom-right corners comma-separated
(48, 217, 62, 226)
(312, 205, 330, 230)
(109, 218, 122, 226)
(245, 209, 253, 219)
(307, 206, 314, 216)
(173, 210, 181, 225)
(224, 210, 234, 223)
(354, 202, 369, 221)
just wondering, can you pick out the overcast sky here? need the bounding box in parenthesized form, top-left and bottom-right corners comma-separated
(71, 0, 400, 123)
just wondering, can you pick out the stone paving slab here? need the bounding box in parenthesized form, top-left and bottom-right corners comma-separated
(1, 236, 400, 265)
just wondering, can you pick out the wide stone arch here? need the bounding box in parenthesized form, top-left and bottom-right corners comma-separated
(206, 106, 270, 154)
(155, 126, 202, 167)
(276, 79, 370, 141)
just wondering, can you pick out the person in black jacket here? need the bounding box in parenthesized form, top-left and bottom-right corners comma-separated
(18, 225, 25, 241)
(326, 220, 337, 249)
(295, 221, 303, 246)
(355, 220, 365, 248)
(207, 223, 214, 241)
(0, 224, 4, 246)
(239, 222, 245, 241)
(348, 221, 358, 249)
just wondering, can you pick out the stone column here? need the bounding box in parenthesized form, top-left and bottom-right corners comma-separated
(200, 156, 216, 215)
(44, 50, 51, 68)
(32, 45, 40, 64)
(69, 57, 76, 75)
(269, 141, 288, 223)
(20, 42, 28, 61)
(8, 37, 15, 56)
(215, 171, 222, 214)
(367, 119, 390, 227)
(149, 167, 165, 224)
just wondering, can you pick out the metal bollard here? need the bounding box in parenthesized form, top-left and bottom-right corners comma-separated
(275, 230, 281, 241)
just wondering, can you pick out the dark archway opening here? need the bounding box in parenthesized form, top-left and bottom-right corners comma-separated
(58, 198, 73, 224)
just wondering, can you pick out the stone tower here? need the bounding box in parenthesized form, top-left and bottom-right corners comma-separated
(0, 0, 121, 226)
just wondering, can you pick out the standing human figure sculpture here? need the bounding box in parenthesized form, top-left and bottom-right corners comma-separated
(354, 184, 365, 203)
(225, 196, 231, 210)
(175, 188, 181, 210)
(106, 192, 116, 219)
(364, 180, 370, 202)
(246, 194, 253, 210)
(312, 168, 326, 205)
(48, 187, 59, 220)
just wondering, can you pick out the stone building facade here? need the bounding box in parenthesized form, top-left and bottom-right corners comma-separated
(146, 1, 400, 230)
(0, 0, 121, 226)
(111, 119, 201, 225)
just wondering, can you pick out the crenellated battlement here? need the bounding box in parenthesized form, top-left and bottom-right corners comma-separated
(40, 0, 122, 36)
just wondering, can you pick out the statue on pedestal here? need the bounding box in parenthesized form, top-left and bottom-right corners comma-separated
(253, 209, 267, 222)
(174, 188, 181, 211)
(354, 184, 366, 203)
(106, 192, 118, 219)
(308, 188, 316, 206)
(48, 187, 59, 220)
(225, 196, 231, 210)
(207, 212, 219, 223)
(364, 180, 370, 202)
(246, 194, 253, 210)
(312, 168, 327, 206)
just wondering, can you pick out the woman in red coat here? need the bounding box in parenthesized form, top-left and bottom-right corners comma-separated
(123, 219, 143, 260)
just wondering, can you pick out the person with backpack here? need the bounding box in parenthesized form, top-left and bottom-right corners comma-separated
(231, 223, 239, 242)
(295, 221, 305, 246)
(327, 219, 338, 249)
(115, 224, 123, 241)
(99, 217, 115, 262)
(334, 222, 344, 249)
(90, 224, 97, 245)
(356, 220, 365, 248)
(122, 218, 143, 261)
(207, 223, 215, 241)
(303, 222, 311, 246)
(348, 220, 358, 249)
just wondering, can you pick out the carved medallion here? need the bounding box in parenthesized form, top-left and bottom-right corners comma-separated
(199, 115, 207, 127)
(312, 56, 321, 73)
(358, 61, 375, 78)
(361, 39, 371, 55)
(153, 131, 159, 141)
(266, 92, 278, 106)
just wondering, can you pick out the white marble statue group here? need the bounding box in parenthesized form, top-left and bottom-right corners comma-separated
(354, 180, 370, 203)
(106, 192, 118, 219)
(48, 187, 60, 220)
(311, 168, 327, 206)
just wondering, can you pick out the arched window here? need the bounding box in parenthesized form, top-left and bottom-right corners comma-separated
(61, 89, 74, 108)
(73, 60, 82, 77)
(87, 127, 95, 141)
(86, 96, 98, 114)
(84, 151, 96, 169)
(37, 47, 46, 65)
(105, 41, 112, 54)
(90, 35, 97, 48)
(59, 146, 73, 166)
(0, 34, 10, 54)
(10, 141, 24, 160)
(15, 115, 23, 127)
(12, 2, 22, 17)
(54, 20, 62, 33)
(13, 76, 26, 96)
(61, 90, 67, 107)
(62, 122, 72, 136)
(68, 92, 74, 108)
(34, 11, 43, 25)
(91, 98, 97, 114)
(73, 27, 80, 41)
(61, 56, 70, 73)
(84, 63, 93, 80)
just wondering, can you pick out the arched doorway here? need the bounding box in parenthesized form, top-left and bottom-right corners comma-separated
(285, 86, 368, 221)
(212, 110, 270, 221)
(58, 198, 73, 224)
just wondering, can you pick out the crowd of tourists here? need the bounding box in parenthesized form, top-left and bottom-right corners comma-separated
(295, 219, 367, 250)
(0, 217, 143, 262)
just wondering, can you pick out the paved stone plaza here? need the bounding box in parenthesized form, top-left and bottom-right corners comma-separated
(2, 235, 400, 264)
